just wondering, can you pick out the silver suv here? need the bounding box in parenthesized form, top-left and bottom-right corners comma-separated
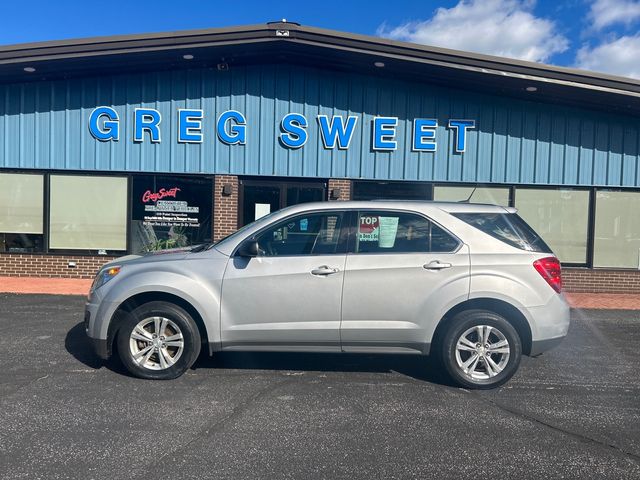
(85, 201, 570, 389)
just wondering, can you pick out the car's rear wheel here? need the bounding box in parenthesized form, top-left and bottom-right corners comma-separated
(116, 301, 201, 380)
(440, 309, 522, 389)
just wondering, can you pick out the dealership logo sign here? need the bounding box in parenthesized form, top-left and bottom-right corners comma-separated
(88, 107, 476, 153)
(141, 187, 181, 203)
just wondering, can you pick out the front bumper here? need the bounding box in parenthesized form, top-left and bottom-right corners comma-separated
(88, 335, 110, 360)
(84, 297, 114, 360)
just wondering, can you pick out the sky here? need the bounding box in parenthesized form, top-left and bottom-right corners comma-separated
(2, 0, 640, 79)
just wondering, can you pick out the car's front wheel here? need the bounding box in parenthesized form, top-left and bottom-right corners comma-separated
(440, 309, 522, 389)
(116, 301, 201, 380)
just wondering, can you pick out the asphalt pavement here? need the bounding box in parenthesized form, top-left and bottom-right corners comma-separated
(0, 293, 639, 480)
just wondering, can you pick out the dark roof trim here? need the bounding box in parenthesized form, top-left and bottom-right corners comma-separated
(0, 24, 276, 62)
(295, 26, 640, 97)
(1, 21, 640, 97)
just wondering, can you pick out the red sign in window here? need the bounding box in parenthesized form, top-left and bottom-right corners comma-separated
(359, 215, 379, 233)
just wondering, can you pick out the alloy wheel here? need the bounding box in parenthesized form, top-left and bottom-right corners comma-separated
(454, 325, 511, 380)
(129, 316, 185, 370)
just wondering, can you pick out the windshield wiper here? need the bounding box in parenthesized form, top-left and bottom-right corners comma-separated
(190, 243, 212, 253)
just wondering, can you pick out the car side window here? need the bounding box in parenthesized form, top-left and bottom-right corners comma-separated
(355, 211, 459, 254)
(255, 212, 345, 257)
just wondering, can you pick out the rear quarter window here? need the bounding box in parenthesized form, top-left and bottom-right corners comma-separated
(453, 212, 552, 253)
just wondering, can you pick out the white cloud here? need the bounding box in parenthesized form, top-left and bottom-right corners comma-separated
(588, 0, 640, 30)
(377, 0, 569, 63)
(576, 34, 640, 78)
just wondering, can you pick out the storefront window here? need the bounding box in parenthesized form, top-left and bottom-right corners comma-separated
(433, 186, 510, 206)
(0, 173, 44, 252)
(515, 189, 589, 264)
(49, 175, 128, 251)
(594, 191, 640, 268)
(131, 175, 212, 252)
(352, 181, 430, 201)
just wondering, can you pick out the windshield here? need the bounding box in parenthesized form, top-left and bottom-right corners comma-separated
(210, 209, 282, 250)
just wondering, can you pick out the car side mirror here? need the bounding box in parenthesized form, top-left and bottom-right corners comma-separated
(237, 239, 259, 257)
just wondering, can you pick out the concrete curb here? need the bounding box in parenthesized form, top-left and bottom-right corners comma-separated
(0, 277, 91, 296)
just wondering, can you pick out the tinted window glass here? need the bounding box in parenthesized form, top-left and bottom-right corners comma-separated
(285, 186, 325, 206)
(255, 212, 344, 256)
(352, 181, 430, 200)
(355, 211, 458, 254)
(430, 223, 461, 252)
(454, 212, 552, 253)
(131, 175, 212, 253)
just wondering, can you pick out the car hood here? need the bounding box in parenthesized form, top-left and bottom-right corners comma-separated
(100, 246, 226, 269)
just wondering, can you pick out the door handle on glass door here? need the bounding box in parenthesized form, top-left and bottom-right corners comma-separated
(423, 260, 452, 270)
(311, 266, 340, 276)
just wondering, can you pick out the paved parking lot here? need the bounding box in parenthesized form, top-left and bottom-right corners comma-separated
(0, 293, 638, 480)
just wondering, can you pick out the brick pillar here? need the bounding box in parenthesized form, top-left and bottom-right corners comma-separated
(327, 179, 352, 201)
(213, 175, 239, 242)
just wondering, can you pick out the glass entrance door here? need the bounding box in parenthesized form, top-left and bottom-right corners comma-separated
(242, 184, 281, 225)
(240, 179, 326, 226)
(285, 185, 325, 207)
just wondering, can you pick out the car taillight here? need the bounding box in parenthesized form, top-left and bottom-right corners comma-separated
(533, 256, 562, 293)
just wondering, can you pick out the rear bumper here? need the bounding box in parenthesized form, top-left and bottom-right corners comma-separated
(529, 335, 565, 356)
(525, 293, 570, 355)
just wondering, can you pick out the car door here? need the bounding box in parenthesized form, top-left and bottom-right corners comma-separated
(340, 209, 470, 353)
(220, 210, 348, 350)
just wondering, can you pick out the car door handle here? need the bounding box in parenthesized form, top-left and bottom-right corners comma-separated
(311, 266, 340, 276)
(423, 260, 452, 270)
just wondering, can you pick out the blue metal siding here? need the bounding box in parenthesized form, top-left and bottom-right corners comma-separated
(1, 63, 640, 187)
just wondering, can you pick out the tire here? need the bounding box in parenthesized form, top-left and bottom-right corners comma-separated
(439, 309, 522, 389)
(116, 301, 201, 380)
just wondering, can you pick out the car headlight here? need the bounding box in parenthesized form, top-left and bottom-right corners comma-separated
(91, 266, 121, 292)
